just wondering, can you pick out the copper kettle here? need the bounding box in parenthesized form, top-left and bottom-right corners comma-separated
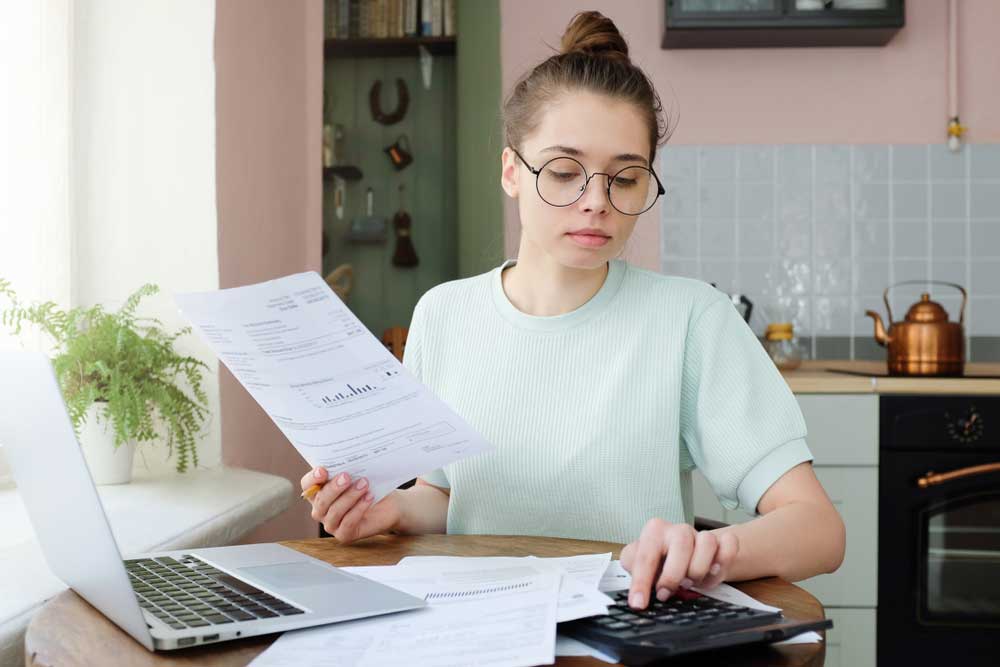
(865, 281, 967, 377)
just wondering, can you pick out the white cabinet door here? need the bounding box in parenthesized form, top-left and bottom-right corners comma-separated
(823, 608, 876, 667)
(691, 466, 877, 608)
(796, 394, 878, 466)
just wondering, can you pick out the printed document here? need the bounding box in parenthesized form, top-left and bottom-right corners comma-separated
(248, 562, 561, 667)
(175, 272, 494, 500)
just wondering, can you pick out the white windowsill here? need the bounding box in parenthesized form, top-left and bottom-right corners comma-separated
(0, 466, 294, 666)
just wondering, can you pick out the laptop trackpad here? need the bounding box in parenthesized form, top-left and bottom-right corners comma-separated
(238, 561, 352, 589)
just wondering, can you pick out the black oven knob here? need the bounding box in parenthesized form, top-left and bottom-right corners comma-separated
(945, 407, 984, 444)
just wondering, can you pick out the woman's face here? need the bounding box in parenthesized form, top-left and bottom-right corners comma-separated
(501, 90, 652, 270)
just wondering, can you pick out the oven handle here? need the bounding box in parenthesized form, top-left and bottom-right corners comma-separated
(917, 462, 1000, 489)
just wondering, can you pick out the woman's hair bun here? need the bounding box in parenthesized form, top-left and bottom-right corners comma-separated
(559, 11, 629, 61)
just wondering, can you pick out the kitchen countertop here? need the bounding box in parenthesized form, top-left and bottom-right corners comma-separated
(781, 360, 1000, 395)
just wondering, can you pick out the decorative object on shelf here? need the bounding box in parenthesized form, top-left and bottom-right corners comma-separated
(419, 43, 433, 89)
(384, 134, 413, 170)
(347, 186, 387, 243)
(764, 322, 803, 371)
(946, 0, 965, 153)
(325, 263, 355, 303)
(0, 280, 210, 481)
(369, 78, 409, 125)
(391, 184, 419, 268)
(865, 280, 967, 377)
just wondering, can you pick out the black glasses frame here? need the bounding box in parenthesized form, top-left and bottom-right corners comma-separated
(511, 147, 666, 216)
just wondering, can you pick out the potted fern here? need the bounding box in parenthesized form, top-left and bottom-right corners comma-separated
(0, 279, 210, 483)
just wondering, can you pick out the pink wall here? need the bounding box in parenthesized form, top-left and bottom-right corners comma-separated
(500, 0, 1000, 271)
(215, 0, 323, 543)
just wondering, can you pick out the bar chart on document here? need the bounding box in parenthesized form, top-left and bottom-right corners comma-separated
(174, 272, 494, 500)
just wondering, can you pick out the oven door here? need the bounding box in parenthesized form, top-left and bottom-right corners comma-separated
(879, 449, 1000, 665)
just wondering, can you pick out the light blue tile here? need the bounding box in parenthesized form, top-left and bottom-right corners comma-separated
(814, 258, 852, 295)
(700, 220, 736, 258)
(854, 182, 889, 220)
(662, 146, 698, 183)
(814, 220, 851, 258)
(930, 143, 966, 181)
(853, 145, 889, 183)
(663, 182, 698, 219)
(738, 146, 773, 182)
(971, 144, 1000, 180)
(891, 145, 928, 182)
(662, 258, 700, 279)
(932, 260, 967, 285)
(894, 258, 931, 283)
(852, 259, 889, 294)
(699, 146, 737, 181)
(972, 260, 1000, 296)
(813, 296, 852, 335)
(702, 259, 737, 292)
(970, 182, 1000, 219)
(969, 297, 1000, 335)
(815, 182, 850, 224)
(931, 220, 968, 258)
(971, 222, 1000, 258)
(771, 258, 812, 296)
(893, 221, 929, 258)
(662, 221, 700, 257)
(777, 185, 811, 225)
(737, 259, 773, 296)
(815, 145, 850, 183)
(893, 183, 928, 219)
(931, 182, 967, 219)
(700, 183, 736, 218)
(855, 221, 890, 257)
(737, 219, 774, 258)
(777, 145, 812, 185)
(738, 182, 774, 222)
(777, 219, 810, 258)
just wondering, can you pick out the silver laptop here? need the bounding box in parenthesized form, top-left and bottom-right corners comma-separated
(0, 350, 425, 650)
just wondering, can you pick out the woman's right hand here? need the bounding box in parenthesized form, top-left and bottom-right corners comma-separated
(301, 467, 401, 544)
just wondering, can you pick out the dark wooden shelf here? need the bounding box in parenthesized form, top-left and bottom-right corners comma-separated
(663, 0, 904, 48)
(324, 36, 456, 59)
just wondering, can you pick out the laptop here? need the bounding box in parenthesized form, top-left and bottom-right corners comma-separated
(0, 350, 426, 650)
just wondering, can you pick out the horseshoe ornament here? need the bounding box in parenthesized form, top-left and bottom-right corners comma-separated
(369, 78, 410, 126)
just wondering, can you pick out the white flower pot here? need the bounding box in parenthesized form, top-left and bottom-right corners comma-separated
(79, 402, 136, 485)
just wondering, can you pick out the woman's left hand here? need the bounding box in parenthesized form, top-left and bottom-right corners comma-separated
(619, 518, 740, 610)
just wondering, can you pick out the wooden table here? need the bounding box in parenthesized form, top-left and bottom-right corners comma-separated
(25, 535, 826, 666)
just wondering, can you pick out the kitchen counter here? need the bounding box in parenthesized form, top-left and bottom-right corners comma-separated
(781, 360, 1000, 395)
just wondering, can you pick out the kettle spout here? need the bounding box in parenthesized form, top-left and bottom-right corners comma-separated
(865, 310, 891, 347)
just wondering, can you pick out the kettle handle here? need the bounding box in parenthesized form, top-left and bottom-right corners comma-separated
(882, 280, 968, 325)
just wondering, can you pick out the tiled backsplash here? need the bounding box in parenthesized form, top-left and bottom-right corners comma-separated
(659, 143, 1000, 360)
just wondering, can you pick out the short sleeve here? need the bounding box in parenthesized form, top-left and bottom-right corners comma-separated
(402, 294, 451, 489)
(679, 296, 812, 515)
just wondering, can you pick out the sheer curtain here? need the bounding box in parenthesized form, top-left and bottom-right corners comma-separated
(0, 0, 74, 484)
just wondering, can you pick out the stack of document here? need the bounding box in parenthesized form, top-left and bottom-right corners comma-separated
(248, 556, 820, 667)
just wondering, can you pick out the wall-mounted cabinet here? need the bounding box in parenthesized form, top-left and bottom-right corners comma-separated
(662, 0, 904, 48)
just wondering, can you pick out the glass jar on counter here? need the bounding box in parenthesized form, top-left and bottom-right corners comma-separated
(764, 322, 802, 371)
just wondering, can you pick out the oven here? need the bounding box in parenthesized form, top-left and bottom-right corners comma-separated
(878, 395, 1000, 665)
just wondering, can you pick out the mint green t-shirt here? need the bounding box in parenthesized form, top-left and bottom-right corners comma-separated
(405, 258, 812, 544)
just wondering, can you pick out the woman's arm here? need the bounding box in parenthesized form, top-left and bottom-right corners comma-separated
(621, 462, 845, 609)
(390, 478, 450, 535)
(711, 462, 845, 582)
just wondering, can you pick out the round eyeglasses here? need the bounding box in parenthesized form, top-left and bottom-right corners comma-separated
(512, 148, 665, 216)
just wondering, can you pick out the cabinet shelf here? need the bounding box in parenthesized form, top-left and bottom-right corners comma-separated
(324, 36, 456, 59)
(663, 0, 904, 48)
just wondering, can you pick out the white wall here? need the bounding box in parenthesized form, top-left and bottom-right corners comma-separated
(72, 0, 221, 473)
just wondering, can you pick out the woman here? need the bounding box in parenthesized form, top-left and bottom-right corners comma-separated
(302, 11, 845, 612)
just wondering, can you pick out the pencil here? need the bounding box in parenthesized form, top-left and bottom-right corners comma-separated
(301, 483, 322, 500)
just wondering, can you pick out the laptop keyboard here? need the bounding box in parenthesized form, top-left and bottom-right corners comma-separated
(572, 588, 781, 640)
(125, 555, 305, 630)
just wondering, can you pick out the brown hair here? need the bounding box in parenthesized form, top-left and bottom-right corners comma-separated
(503, 11, 670, 165)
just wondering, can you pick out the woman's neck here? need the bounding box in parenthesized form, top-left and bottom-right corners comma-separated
(500, 249, 610, 317)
